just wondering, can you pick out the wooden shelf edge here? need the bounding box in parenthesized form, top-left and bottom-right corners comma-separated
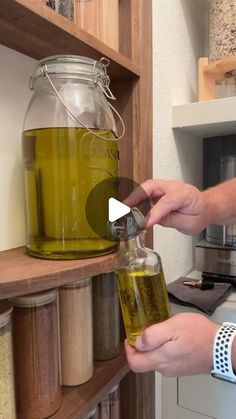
(0, 0, 140, 79)
(52, 345, 129, 419)
(0, 247, 117, 299)
(172, 96, 236, 137)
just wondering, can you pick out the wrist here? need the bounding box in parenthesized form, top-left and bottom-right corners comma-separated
(211, 322, 236, 383)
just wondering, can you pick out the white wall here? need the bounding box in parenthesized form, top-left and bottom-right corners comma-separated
(0, 45, 36, 251)
(152, 0, 208, 284)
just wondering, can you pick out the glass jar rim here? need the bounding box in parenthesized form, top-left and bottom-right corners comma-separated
(11, 289, 58, 308)
(60, 277, 91, 289)
(0, 302, 13, 328)
(31, 54, 109, 85)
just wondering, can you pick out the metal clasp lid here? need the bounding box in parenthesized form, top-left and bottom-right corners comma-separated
(109, 207, 146, 240)
(38, 58, 125, 141)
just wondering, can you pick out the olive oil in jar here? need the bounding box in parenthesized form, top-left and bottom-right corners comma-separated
(116, 268, 171, 346)
(22, 127, 119, 259)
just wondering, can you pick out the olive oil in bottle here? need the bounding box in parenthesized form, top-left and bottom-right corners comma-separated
(114, 210, 171, 346)
(22, 127, 119, 259)
(116, 268, 170, 346)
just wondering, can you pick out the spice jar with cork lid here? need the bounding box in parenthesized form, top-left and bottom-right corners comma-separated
(92, 272, 120, 361)
(11, 289, 61, 419)
(0, 302, 16, 419)
(59, 277, 93, 386)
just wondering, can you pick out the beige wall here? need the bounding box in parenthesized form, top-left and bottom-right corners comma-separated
(0, 45, 36, 250)
(152, 0, 207, 284)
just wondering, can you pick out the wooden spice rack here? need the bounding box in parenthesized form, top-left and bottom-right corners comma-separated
(0, 0, 154, 418)
(198, 55, 236, 101)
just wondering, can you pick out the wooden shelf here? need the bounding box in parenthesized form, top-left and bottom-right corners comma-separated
(0, 0, 140, 79)
(0, 247, 117, 299)
(52, 346, 128, 419)
(172, 96, 236, 137)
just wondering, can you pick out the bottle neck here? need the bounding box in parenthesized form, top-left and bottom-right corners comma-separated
(124, 233, 145, 252)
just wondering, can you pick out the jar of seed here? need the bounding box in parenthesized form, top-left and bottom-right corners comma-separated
(0, 302, 16, 419)
(92, 272, 120, 361)
(59, 277, 93, 386)
(12, 290, 61, 418)
(209, 0, 236, 61)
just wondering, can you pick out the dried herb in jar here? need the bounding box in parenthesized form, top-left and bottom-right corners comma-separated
(92, 272, 120, 361)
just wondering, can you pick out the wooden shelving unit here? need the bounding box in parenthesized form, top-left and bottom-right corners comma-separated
(172, 96, 236, 137)
(52, 346, 128, 419)
(0, 247, 116, 299)
(0, 0, 154, 418)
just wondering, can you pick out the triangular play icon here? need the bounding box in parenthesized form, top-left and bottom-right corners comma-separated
(108, 198, 131, 222)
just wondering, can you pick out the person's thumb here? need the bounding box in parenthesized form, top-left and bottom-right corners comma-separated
(135, 321, 173, 351)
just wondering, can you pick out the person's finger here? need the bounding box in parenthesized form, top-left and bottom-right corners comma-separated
(135, 320, 176, 352)
(124, 179, 169, 207)
(144, 189, 192, 227)
(125, 339, 167, 373)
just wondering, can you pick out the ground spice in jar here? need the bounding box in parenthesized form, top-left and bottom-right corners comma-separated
(92, 272, 120, 361)
(0, 302, 16, 419)
(59, 278, 93, 386)
(12, 290, 61, 419)
(209, 0, 236, 61)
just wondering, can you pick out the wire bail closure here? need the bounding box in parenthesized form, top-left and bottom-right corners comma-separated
(39, 57, 125, 141)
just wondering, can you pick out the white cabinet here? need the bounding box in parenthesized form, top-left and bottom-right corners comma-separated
(161, 271, 236, 419)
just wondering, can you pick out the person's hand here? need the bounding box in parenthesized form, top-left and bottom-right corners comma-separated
(125, 179, 214, 234)
(125, 313, 220, 377)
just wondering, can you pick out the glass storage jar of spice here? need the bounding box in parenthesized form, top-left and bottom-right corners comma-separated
(12, 290, 61, 419)
(92, 272, 120, 360)
(0, 302, 16, 419)
(59, 277, 93, 386)
(22, 54, 122, 260)
(209, 0, 236, 61)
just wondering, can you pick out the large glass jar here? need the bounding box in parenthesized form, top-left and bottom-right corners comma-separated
(0, 302, 16, 419)
(92, 272, 120, 360)
(59, 277, 93, 386)
(11, 290, 61, 419)
(22, 55, 120, 259)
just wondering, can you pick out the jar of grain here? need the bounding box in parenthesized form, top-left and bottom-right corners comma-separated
(0, 302, 16, 419)
(12, 290, 61, 419)
(59, 277, 93, 386)
(209, 0, 236, 61)
(92, 272, 120, 361)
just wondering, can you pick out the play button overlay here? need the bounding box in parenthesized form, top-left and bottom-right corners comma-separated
(86, 176, 151, 241)
(108, 198, 130, 222)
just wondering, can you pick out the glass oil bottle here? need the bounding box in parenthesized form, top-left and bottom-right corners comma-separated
(113, 209, 171, 346)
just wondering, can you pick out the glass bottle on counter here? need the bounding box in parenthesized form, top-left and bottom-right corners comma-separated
(11, 290, 61, 418)
(92, 272, 120, 360)
(22, 55, 121, 260)
(114, 209, 171, 346)
(59, 277, 93, 386)
(0, 302, 16, 419)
